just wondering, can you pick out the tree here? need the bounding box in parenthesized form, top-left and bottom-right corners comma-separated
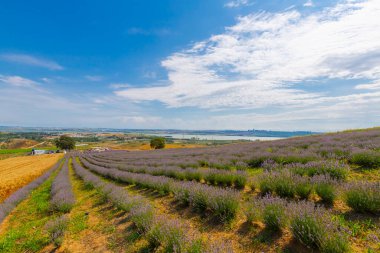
(54, 135, 76, 150)
(150, 137, 165, 149)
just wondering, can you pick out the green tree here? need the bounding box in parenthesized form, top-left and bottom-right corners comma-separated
(54, 135, 76, 150)
(150, 137, 165, 149)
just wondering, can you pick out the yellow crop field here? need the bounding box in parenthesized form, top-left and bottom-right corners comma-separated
(0, 154, 63, 202)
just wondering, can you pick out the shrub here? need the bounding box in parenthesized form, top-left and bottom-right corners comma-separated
(185, 170, 203, 182)
(313, 176, 337, 204)
(349, 152, 380, 169)
(208, 190, 240, 222)
(189, 187, 209, 212)
(291, 212, 324, 248)
(234, 173, 247, 189)
(320, 236, 349, 253)
(273, 176, 295, 198)
(289, 201, 349, 252)
(294, 181, 313, 200)
(147, 217, 187, 252)
(45, 215, 69, 247)
(130, 204, 155, 234)
(259, 175, 275, 195)
(345, 182, 380, 213)
(244, 202, 261, 223)
(172, 183, 192, 206)
(315, 183, 336, 204)
(262, 197, 287, 231)
(246, 157, 269, 168)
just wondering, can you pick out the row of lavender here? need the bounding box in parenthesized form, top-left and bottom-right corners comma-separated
(91, 128, 380, 169)
(80, 156, 240, 223)
(0, 159, 63, 224)
(84, 154, 248, 189)
(45, 157, 76, 247)
(50, 158, 75, 213)
(72, 157, 231, 252)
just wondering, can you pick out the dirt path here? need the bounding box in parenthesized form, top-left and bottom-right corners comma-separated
(26, 141, 46, 149)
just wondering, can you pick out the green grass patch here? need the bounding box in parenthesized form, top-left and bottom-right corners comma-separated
(0, 148, 32, 154)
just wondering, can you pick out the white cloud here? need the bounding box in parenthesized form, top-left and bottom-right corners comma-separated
(119, 116, 162, 124)
(0, 53, 63, 70)
(0, 75, 38, 88)
(355, 80, 380, 90)
(303, 0, 314, 7)
(225, 0, 253, 8)
(0, 74, 149, 128)
(117, 0, 380, 112)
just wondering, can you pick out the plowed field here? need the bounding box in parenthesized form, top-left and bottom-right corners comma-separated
(0, 154, 63, 202)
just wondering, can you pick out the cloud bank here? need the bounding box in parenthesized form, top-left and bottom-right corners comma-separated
(116, 0, 380, 112)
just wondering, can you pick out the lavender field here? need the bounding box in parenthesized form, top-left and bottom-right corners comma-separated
(0, 128, 380, 252)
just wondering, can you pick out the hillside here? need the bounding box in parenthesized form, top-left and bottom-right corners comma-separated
(0, 128, 379, 252)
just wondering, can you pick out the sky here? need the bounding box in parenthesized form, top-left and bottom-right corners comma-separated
(0, 0, 379, 131)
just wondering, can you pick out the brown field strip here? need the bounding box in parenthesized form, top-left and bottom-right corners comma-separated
(0, 154, 63, 202)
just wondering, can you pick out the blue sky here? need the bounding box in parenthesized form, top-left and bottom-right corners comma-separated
(1, 0, 379, 131)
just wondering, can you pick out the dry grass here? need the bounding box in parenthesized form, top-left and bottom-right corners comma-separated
(1, 139, 38, 149)
(0, 154, 63, 202)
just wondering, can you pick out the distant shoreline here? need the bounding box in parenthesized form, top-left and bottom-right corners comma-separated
(0, 126, 319, 138)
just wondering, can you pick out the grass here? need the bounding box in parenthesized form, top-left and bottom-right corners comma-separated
(0, 148, 32, 154)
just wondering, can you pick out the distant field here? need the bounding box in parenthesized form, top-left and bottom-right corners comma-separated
(0, 154, 63, 202)
(74, 141, 205, 151)
(0, 148, 32, 154)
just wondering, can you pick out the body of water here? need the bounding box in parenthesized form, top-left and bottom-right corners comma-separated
(153, 133, 283, 141)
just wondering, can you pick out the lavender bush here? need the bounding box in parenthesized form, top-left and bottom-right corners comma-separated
(147, 216, 188, 252)
(50, 159, 75, 213)
(130, 203, 155, 234)
(288, 201, 349, 252)
(261, 196, 288, 231)
(45, 215, 69, 247)
(345, 181, 380, 213)
(312, 175, 338, 204)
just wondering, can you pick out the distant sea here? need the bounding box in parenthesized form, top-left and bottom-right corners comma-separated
(153, 133, 283, 141)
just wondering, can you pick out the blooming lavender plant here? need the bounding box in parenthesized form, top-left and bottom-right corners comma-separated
(344, 181, 380, 213)
(45, 214, 69, 247)
(260, 196, 288, 231)
(288, 201, 349, 252)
